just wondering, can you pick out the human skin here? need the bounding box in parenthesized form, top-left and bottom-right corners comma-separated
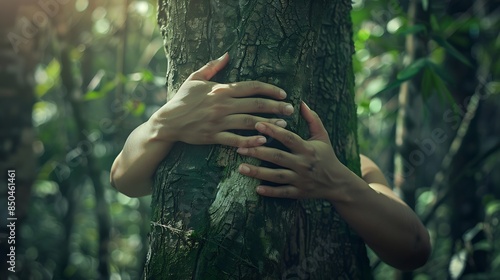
(236, 102, 431, 270)
(110, 54, 431, 270)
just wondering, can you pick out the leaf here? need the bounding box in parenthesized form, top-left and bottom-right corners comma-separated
(45, 59, 61, 80)
(83, 80, 117, 101)
(396, 24, 426, 36)
(83, 91, 105, 101)
(463, 223, 483, 242)
(427, 60, 453, 84)
(473, 240, 492, 252)
(428, 67, 458, 110)
(126, 100, 146, 117)
(430, 15, 440, 32)
(372, 79, 405, 96)
(141, 69, 155, 83)
(486, 200, 500, 217)
(36, 59, 61, 98)
(397, 58, 427, 81)
(432, 36, 473, 67)
(449, 249, 467, 280)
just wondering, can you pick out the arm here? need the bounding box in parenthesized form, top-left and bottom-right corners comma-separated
(110, 53, 294, 197)
(236, 102, 431, 270)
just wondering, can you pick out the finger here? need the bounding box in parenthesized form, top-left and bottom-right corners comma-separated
(236, 146, 297, 169)
(230, 98, 294, 116)
(189, 53, 229, 81)
(255, 185, 301, 199)
(213, 132, 267, 148)
(301, 101, 329, 140)
(223, 115, 287, 130)
(238, 164, 295, 185)
(254, 122, 307, 153)
(226, 81, 287, 100)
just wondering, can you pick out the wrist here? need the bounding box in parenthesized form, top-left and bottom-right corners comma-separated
(147, 111, 178, 144)
(325, 164, 366, 204)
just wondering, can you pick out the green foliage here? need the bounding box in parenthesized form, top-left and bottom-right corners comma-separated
(19, 0, 500, 279)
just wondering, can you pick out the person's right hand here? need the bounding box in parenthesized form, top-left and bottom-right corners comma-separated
(149, 53, 294, 148)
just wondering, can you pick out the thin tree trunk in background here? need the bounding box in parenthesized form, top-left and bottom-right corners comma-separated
(0, 1, 39, 277)
(145, 1, 372, 279)
(445, 0, 488, 276)
(393, 0, 428, 279)
(59, 45, 112, 280)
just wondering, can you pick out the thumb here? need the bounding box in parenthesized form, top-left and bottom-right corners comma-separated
(189, 52, 229, 81)
(301, 101, 329, 140)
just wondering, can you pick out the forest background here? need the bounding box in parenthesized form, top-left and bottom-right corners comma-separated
(0, 0, 499, 279)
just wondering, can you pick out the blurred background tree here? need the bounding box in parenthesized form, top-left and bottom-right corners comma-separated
(0, 0, 498, 279)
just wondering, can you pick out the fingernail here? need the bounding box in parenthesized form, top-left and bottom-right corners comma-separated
(280, 90, 287, 99)
(285, 104, 294, 115)
(237, 147, 248, 154)
(217, 53, 227, 60)
(276, 120, 287, 128)
(255, 123, 266, 132)
(239, 165, 250, 174)
(302, 101, 310, 109)
(256, 136, 266, 144)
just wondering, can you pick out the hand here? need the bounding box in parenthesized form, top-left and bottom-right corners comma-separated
(236, 102, 347, 200)
(150, 53, 294, 147)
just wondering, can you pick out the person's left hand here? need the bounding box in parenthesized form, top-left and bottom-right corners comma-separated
(236, 101, 349, 200)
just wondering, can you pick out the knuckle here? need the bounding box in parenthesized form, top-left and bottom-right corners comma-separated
(210, 85, 225, 95)
(276, 171, 286, 182)
(272, 151, 284, 162)
(305, 145, 316, 156)
(254, 99, 266, 110)
(248, 81, 261, 91)
(283, 132, 296, 146)
(243, 116, 253, 128)
(226, 137, 240, 147)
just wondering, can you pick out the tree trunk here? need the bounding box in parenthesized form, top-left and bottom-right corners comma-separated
(144, 1, 372, 279)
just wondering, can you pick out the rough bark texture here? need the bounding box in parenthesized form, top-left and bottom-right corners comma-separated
(145, 1, 372, 279)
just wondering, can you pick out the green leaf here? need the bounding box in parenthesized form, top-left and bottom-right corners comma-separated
(83, 91, 105, 101)
(126, 100, 146, 117)
(83, 80, 117, 101)
(486, 82, 500, 96)
(427, 60, 453, 84)
(432, 36, 473, 67)
(397, 58, 427, 81)
(396, 24, 426, 36)
(141, 70, 155, 83)
(36, 59, 61, 98)
(473, 240, 492, 252)
(36, 82, 54, 98)
(372, 79, 405, 96)
(486, 200, 500, 217)
(430, 15, 440, 32)
(46, 59, 61, 80)
(428, 67, 458, 110)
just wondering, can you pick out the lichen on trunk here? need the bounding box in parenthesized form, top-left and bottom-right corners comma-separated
(144, 1, 372, 279)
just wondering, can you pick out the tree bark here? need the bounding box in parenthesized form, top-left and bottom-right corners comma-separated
(144, 1, 372, 279)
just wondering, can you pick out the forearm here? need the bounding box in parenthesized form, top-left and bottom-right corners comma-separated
(110, 116, 173, 197)
(329, 166, 430, 270)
